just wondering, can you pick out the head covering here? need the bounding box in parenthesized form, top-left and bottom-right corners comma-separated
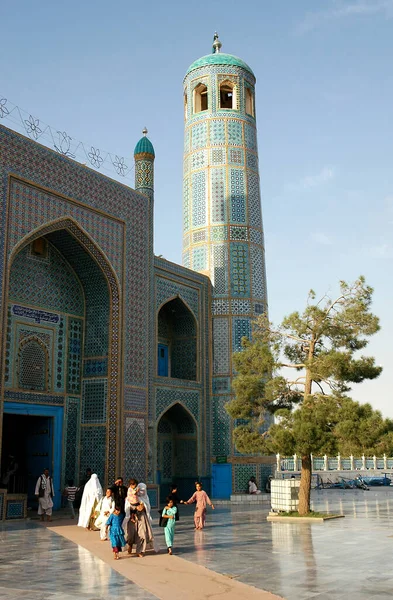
(77, 473, 103, 528)
(137, 483, 152, 520)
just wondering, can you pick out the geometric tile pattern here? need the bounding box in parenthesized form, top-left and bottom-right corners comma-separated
(80, 427, 106, 485)
(230, 169, 246, 223)
(251, 245, 266, 300)
(211, 168, 226, 223)
(8, 243, 84, 316)
(230, 243, 250, 296)
(155, 388, 200, 421)
(244, 123, 257, 151)
(124, 416, 146, 482)
(192, 246, 207, 271)
(231, 299, 251, 314)
(124, 388, 146, 412)
(212, 395, 231, 455)
(192, 171, 207, 227)
(227, 120, 243, 145)
(232, 317, 252, 352)
(81, 379, 108, 424)
(156, 277, 199, 318)
(67, 318, 82, 394)
(6, 500, 25, 519)
(64, 396, 80, 484)
(213, 318, 229, 374)
(83, 359, 108, 378)
(191, 121, 208, 150)
(212, 377, 230, 393)
(212, 299, 229, 315)
(212, 245, 228, 295)
(234, 463, 257, 493)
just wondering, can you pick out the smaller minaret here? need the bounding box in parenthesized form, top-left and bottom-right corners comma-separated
(134, 127, 155, 201)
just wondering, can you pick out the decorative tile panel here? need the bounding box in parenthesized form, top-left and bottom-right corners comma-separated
(211, 245, 228, 295)
(155, 388, 200, 421)
(213, 319, 230, 374)
(227, 120, 243, 145)
(231, 299, 251, 314)
(211, 167, 226, 223)
(191, 122, 208, 150)
(251, 245, 267, 300)
(212, 299, 229, 315)
(124, 416, 146, 482)
(211, 148, 225, 164)
(244, 123, 257, 151)
(229, 169, 246, 223)
(82, 379, 108, 424)
(247, 172, 263, 228)
(230, 243, 250, 296)
(230, 226, 248, 241)
(234, 464, 257, 493)
(232, 318, 252, 352)
(80, 427, 106, 484)
(212, 395, 231, 455)
(64, 397, 80, 484)
(212, 377, 230, 393)
(209, 120, 226, 145)
(124, 388, 146, 412)
(228, 148, 244, 166)
(192, 246, 207, 271)
(192, 171, 207, 227)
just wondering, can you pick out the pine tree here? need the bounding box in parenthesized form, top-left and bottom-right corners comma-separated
(226, 277, 383, 515)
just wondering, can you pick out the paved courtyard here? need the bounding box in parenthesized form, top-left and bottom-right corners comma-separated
(1, 489, 393, 599)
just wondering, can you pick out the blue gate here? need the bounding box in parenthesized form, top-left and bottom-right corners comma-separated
(212, 463, 232, 499)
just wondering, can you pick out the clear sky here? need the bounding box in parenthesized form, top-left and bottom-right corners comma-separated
(1, 0, 392, 415)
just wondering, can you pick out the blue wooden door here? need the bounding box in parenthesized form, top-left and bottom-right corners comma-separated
(212, 463, 232, 499)
(157, 343, 168, 376)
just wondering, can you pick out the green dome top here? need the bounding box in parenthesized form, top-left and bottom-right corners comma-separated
(134, 129, 155, 157)
(185, 52, 254, 79)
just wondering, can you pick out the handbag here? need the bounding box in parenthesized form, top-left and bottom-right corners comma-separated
(158, 510, 168, 527)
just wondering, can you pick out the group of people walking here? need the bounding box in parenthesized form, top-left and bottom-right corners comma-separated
(63, 474, 214, 558)
(36, 467, 216, 557)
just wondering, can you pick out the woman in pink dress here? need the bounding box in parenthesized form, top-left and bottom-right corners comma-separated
(185, 482, 214, 530)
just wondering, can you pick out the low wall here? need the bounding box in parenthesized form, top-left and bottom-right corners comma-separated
(0, 489, 27, 520)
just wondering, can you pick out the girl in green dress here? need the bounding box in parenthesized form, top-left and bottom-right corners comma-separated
(161, 498, 177, 555)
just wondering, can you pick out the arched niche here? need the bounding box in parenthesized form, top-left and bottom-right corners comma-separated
(157, 296, 197, 381)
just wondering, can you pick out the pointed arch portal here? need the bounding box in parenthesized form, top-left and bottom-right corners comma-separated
(157, 402, 198, 499)
(2, 218, 121, 507)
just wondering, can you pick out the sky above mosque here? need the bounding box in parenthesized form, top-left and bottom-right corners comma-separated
(1, 0, 392, 416)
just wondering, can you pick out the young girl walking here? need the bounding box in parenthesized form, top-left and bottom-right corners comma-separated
(161, 497, 177, 554)
(106, 505, 126, 559)
(185, 482, 214, 530)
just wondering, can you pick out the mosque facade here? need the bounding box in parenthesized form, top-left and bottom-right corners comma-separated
(0, 37, 273, 515)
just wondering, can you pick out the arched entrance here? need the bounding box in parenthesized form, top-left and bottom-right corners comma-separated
(1, 218, 121, 507)
(157, 403, 198, 499)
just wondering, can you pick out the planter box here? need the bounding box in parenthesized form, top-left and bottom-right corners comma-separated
(271, 479, 300, 512)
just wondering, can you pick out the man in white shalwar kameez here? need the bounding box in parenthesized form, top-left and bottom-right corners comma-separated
(35, 469, 55, 521)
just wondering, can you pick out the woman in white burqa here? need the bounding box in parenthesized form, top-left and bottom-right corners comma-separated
(77, 473, 103, 530)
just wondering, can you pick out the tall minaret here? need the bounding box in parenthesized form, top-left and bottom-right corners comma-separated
(183, 34, 269, 459)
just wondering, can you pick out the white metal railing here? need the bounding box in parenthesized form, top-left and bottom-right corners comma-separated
(277, 453, 393, 472)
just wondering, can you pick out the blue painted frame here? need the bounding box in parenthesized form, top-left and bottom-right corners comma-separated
(3, 402, 63, 510)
